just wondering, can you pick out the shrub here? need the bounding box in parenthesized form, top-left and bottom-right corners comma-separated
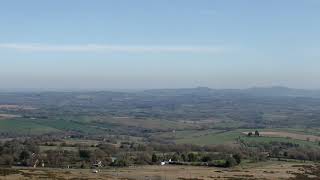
(225, 157, 237, 167)
(232, 153, 242, 164)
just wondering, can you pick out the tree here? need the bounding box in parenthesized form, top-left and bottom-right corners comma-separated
(187, 153, 197, 162)
(19, 150, 31, 166)
(98, 144, 117, 155)
(171, 153, 180, 161)
(254, 130, 260, 137)
(271, 147, 280, 157)
(112, 156, 131, 167)
(152, 153, 158, 163)
(90, 149, 111, 165)
(46, 149, 67, 168)
(134, 152, 151, 165)
(111, 153, 132, 167)
(181, 154, 187, 162)
(247, 132, 253, 137)
(0, 154, 14, 166)
(201, 154, 212, 162)
(79, 149, 91, 159)
(232, 154, 242, 164)
(225, 156, 237, 167)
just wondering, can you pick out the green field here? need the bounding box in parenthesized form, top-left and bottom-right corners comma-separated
(175, 130, 241, 145)
(154, 128, 320, 147)
(2, 116, 320, 149)
(0, 119, 61, 135)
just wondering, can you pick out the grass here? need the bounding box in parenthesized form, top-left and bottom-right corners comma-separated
(0, 116, 111, 135)
(63, 139, 101, 146)
(4, 161, 317, 180)
(2, 116, 320, 148)
(241, 135, 319, 147)
(34, 118, 108, 135)
(0, 119, 60, 135)
(171, 128, 320, 146)
(273, 127, 320, 136)
(39, 145, 79, 152)
(154, 129, 223, 140)
(96, 116, 194, 131)
(175, 130, 242, 145)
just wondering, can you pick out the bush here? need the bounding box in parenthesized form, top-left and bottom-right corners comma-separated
(232, 153, 242, 164)
(134, 152, 151, 165)
(225, 157, 237, 167)
(0, 155, 14, 166)
(187, 153, 197, 162)
(111, 158, 131, 167)
(79, 149, 91, 159)
(152, 153, 158, 163)
(208, 160, 226, 167)
(201, 155, 212, 162)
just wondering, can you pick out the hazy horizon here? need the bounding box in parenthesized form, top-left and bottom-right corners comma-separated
(1, 0, 319, 89)
(0, 86, 319, 93)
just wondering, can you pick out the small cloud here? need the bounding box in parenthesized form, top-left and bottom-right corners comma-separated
(0, 43, 227, 53)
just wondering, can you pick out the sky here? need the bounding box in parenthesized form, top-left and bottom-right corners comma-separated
(0, 0, 319, 90)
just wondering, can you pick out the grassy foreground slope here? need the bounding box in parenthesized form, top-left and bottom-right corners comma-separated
(1, 161, 319, 180)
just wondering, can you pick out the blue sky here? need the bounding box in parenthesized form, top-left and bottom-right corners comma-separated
(0, 0, 319, 90)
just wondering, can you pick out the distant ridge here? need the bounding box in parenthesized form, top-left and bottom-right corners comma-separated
(143, 86, 320, 98)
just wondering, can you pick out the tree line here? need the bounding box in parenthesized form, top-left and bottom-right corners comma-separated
(0, 138, 320, 169)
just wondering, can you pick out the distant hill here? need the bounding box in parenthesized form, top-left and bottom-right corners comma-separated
(144, 86, 320, 98)
(243, 86, 320, 97)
